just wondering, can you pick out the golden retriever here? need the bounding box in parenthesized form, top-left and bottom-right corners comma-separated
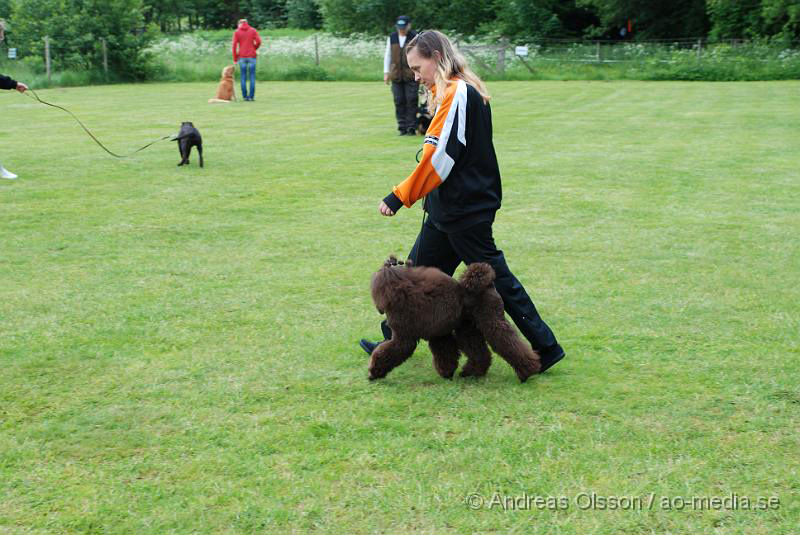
(208, 65, 235, 103)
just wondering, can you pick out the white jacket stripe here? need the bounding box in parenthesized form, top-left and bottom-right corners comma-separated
(431, 80, 468, 183)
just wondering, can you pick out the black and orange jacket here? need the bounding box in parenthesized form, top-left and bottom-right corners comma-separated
(383, 79, 502, 232)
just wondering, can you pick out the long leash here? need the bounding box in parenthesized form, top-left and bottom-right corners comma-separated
(24, 87, 172, 158)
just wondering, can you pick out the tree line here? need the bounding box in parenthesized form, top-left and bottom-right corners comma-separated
(0, 0, 797, 80)
(3, 0, 798, 40)
(321, 0, 798, 42)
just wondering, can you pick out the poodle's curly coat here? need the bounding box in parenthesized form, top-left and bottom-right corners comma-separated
(368, 256, 541, 382)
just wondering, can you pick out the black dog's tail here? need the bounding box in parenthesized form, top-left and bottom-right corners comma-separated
(459, 263, 495, 294)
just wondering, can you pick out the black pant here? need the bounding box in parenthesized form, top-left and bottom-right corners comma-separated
(379, 218, 561, 354)
(391, 80, 419, 132)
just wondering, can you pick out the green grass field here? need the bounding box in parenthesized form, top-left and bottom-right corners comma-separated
(1, 81, 799, 534)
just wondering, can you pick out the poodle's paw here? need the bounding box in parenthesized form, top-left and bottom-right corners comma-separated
(368, 359, 388, 381)
(459, 361, 489, 378)
(514, 360, 542, 383)
(437, 370, 455, 380)
(368, 368, 386, 381)
(433, 361, 458, 380)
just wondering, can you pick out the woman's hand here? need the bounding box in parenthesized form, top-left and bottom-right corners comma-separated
(379, 201, 395, 217)
(15, 82, 28, 93)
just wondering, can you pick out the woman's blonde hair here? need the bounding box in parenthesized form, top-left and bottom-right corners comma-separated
(406, 30, 490, 111)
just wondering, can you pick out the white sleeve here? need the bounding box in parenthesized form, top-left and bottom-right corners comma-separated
(383, 37, 391, 74)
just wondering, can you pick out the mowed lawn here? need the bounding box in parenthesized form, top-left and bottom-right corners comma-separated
(1, 80, 798, 534)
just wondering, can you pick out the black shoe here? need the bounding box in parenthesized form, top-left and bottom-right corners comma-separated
(398, 130, 408, 136)
(359, 339, 383, 355)
(539, 344, 566, 373)
(406, 128, 417, 136)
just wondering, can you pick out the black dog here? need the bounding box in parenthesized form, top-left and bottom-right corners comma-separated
(416, 100, 433, 135)
(173, 122, 203, 167)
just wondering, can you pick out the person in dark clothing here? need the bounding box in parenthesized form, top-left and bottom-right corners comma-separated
(361, 30, 566, 373)
(383, 15, 419, 136)
(1, 73, 28, 180)
(0, 73, 27, 93)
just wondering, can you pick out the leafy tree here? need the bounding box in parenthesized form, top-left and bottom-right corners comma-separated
(243, 0, 287, 29)
(286, 0, 322, 29)
(579, 0, 709, 39)
(707, 0, 762, 39)
(317, 0, 592, 40)
(192, 0, 294, 29)
(142, 0, 217, 31)
(11, 0, 153, 79)
(761, 0, 800, 41)
(708, 0, 799, 41)
(416, 0, 497, 35)
(318, 0, 415, 35)
(556, 1, 602, 36)
(196, 0, 242, 29)
(489, 0, 566, 42)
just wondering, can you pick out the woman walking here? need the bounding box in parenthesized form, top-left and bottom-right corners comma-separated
(359, 31, 565, 372)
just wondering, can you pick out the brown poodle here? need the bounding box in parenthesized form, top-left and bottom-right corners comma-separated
(208, 65, 236, 103)
(368, 257, 541, 382)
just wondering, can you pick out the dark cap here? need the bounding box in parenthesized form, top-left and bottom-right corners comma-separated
(395, 15, 410, 28)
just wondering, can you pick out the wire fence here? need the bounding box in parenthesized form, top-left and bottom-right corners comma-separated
(457, 37, 800, 75)
(143, 33, 800, 72)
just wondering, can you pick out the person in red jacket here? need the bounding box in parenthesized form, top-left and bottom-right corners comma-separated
(232, 19, 262, 102)
(1, 73, 28, 179)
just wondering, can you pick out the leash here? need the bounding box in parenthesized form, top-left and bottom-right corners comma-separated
(414, 199, 427, 267)
(413, 146, 427, 267)
(24, 87, 172, 158)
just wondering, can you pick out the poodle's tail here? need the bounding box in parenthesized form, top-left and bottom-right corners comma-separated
(459, 263, 496, 294)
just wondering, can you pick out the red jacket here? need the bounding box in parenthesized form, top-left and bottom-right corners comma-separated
(232, 22, 262, 62)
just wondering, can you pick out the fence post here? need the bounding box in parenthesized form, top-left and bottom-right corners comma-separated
(596, 41, 601, 62)
(497, 39, 506, 75)
(101, 38, 108, 80)
(314, 34, 319, 66)
(45, 35, 51, 82)
(697, 38, 702, 60)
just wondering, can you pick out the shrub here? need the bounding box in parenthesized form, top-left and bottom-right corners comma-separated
(9, 0, 154, 80)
